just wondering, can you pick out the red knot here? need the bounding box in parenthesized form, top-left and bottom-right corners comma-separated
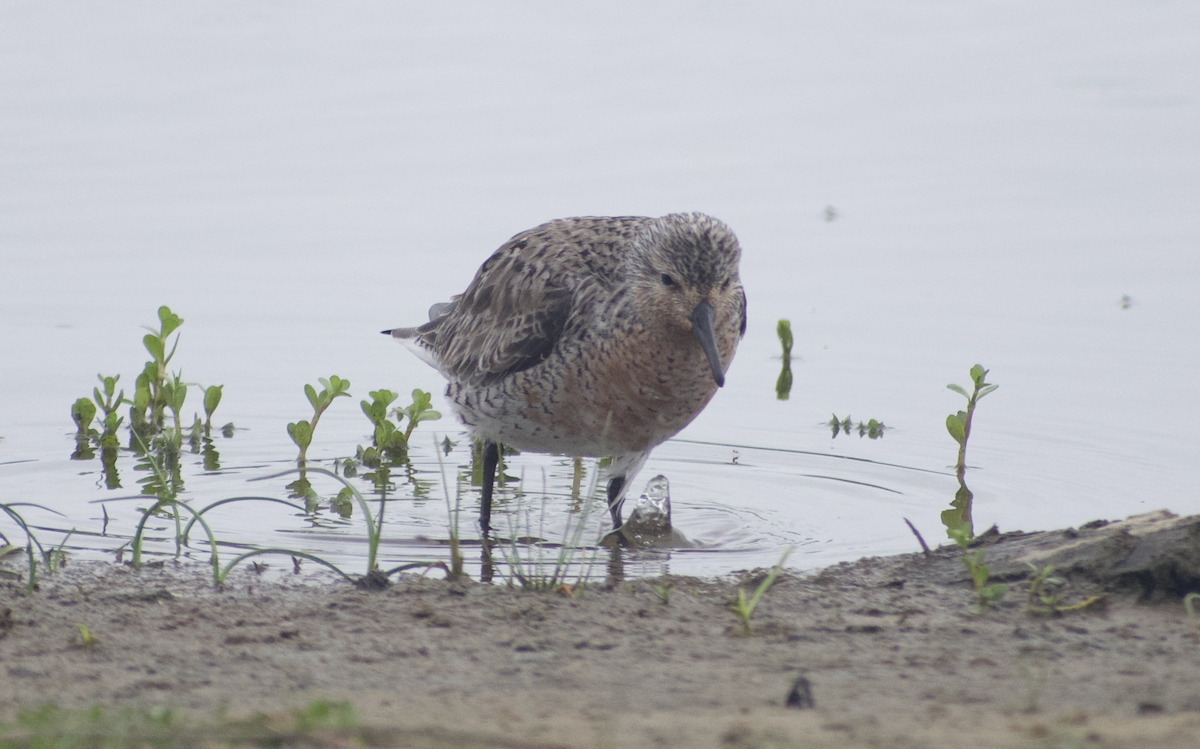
(383, 213, 746, 535)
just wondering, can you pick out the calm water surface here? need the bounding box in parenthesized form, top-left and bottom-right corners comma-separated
(2, 2, 1198, 579)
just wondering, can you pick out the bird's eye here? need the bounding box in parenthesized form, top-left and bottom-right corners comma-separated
(661, 274, 675, 287)
(721, 278, 732, 291)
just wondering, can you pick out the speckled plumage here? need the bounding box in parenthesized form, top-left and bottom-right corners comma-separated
(386, 212, 746, 532)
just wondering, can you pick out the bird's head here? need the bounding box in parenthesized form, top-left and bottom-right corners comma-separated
(630, 213, 745, 387)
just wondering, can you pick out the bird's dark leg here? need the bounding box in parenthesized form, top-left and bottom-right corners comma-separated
(606, 475, 626, 530)
(480, 439, 500, 533)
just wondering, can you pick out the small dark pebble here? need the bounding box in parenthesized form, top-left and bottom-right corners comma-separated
(1137, 702, 1165, 715)
(785, 675, 815, 709)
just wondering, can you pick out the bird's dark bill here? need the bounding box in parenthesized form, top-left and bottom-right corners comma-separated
(689, 301, 725, 387)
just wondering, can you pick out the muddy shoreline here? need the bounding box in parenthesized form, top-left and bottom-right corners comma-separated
(5, 511, 1200, 748)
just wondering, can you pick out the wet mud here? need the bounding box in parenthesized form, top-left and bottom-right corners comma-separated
(4, 511, 1200, 748)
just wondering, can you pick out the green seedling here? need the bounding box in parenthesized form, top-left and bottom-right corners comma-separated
(93, 374, 127, 421)
(729, 546, 793, 635)
(70, 398, 97, 437)
(948, 525, 1007, 614)
(133, 306, 184, 431)
(827, 414, 886, 439)
(946, 364, 998, 474)
(47, 531, 73, 573)
(1025, 563, 1064, 610)
(70, 398, 98, 460)
(400, 389, 442, 442)
(1186, 593, 1200, 619)
(93, 375, 129, 452)
(287, 376, 351, 463)
(355, 389, 442, 504)
(652, 579, 673, 605)
(70, 374, 128, 463)
(360, 389, 407, 462)
(942, 365, 998, 541)
(161, 371, 189, 440)
(828, 413, 850, 437)
(74, 623, 97, 648)
(858, 419, 885, 438)
(203, 384, 223, 433)
(1025, 563, 1105, 614)
(776, 319, 793, 400)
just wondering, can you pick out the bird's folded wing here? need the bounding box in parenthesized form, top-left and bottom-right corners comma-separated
(433, 243, 576, 388)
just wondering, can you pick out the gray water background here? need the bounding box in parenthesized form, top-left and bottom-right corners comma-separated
(1, 2, 1198, 577)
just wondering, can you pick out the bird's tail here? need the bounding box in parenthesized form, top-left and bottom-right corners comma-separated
(381, 299, 458, 372)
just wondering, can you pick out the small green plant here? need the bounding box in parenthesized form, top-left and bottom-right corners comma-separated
(946, 364, 998, 474)
(69, 309, 231, 490)
(652, 579, 673, 605)
(70, 398, 98, 460)
(74, 623, 97, 648)
(729, 546, 793, 635)
(1024, 563, 1104, 615)
(47, 531, 73, 573)
(942, 365, 998, 540)
(1026, 562, 1065, 611)
(92, 375, 129, 450)
(1186, 592, 1200, 619)
(202, 384, 223, 433)
(132, 305, 184, 432)
(948, 526, 1007, 614)
(827, 414, 886, 439)
(70, 398, 96, 438)
(161, 371, 189, 440)
(360, 389, 405, 459)
(355, 389, 443, 500)
(400, 388, 442, 441)
(287, 376, 351, 463)
(71, 375, 129, 460)
(776, 319, 793, 400)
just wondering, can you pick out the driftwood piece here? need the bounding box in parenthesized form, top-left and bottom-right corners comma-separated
(915, 510, 1200, 598)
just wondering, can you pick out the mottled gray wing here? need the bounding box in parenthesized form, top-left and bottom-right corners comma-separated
(430, 235, 577, 388)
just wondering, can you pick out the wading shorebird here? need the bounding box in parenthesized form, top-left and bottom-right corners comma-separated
(383, 213, 746, 536)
